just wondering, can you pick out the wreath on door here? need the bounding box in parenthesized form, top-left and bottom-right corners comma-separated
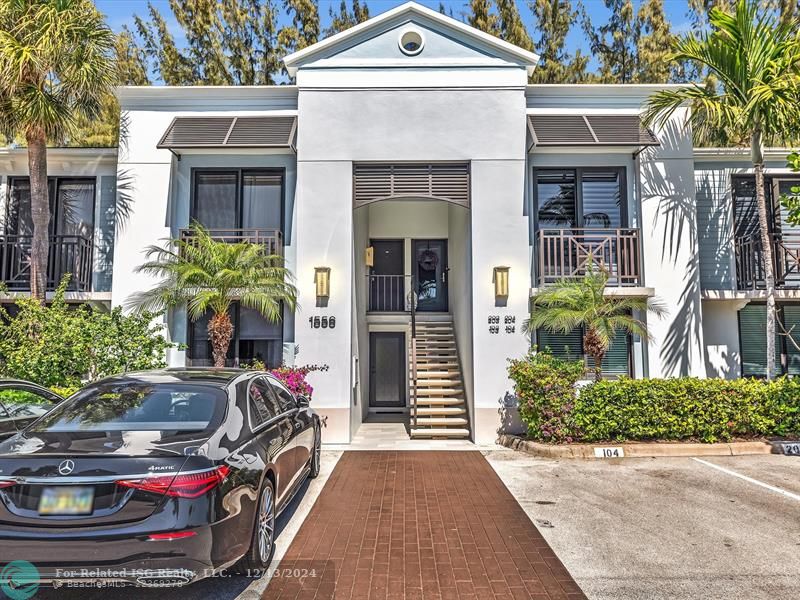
(418, 249, 439, 271)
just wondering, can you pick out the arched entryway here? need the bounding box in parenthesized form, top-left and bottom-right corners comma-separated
(350, 163, 473, 441)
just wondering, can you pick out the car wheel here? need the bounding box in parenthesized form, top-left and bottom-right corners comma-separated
(236, 478, 276, 573)
(309, 425, 321, 479)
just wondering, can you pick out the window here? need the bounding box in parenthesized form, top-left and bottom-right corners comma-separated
(7, 177, 95, 238)
(249, 378, 282, 427)
(398, 29, 424, 55)
(31, 383, 227, 433)
(191, 169, 282, 231)
(188, 303, 284, 368)
(738, 303, 800, 377)
(535, 168, 625, 229)
(536, 327, 632, 378)
(269, 379, 297, 412)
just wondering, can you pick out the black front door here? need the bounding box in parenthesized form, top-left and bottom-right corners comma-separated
(413, 239, 448, 312)
(369, 239, 404, 312)
(369, 332, 406, 409)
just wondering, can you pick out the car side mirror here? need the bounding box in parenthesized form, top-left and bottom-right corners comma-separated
(297, 395, 310, 408)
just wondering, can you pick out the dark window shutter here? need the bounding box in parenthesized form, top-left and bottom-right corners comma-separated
(783, 305, 800, 376)
(537, 327, 630, 378)
(537, 328, 583, 361)
(738, 304, 781, 377)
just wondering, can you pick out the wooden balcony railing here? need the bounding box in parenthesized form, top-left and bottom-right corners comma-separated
(0, 234, 93, 292)
(368, 274, 408, 312)
(535, 228, 642, 287)
(735, 231, 800, 290)
(179, 228, 283, 256)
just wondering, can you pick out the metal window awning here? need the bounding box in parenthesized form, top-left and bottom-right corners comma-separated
(157, 116, 297, 155)
(527, 114, 659, 148)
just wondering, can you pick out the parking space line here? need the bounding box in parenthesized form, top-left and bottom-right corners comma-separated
(691, 457, 800, 502)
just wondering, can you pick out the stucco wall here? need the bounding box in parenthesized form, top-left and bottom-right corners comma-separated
(702, 300, 743, 379)
(638, 108, 706, 377)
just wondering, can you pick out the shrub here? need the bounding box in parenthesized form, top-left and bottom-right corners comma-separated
(0, 282, 172, 388)
(269, 364, 329, 398)
(508, 351, 800, 443)
(507, 350, 585, 442)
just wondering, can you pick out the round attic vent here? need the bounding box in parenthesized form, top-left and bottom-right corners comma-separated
(398, 29, 424, 56)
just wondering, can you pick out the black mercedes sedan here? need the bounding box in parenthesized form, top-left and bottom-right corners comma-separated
(0, 368, 322, 587)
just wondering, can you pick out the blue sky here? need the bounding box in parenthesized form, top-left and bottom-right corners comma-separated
(96, 0, 694, 69)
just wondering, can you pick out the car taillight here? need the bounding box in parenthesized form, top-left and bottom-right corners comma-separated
(0, 480, 14, 490)
(117, 466, 230, 499)
(148, 531, 197, 541)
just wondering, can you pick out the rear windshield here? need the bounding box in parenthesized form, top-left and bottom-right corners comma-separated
(29, 383, 228, 433)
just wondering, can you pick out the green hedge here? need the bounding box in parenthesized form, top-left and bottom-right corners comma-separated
(576, 377, 800, 443)
(508, 351, 800, 443)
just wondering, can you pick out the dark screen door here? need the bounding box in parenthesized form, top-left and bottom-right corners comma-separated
(413, 239, 448, 312)
(369, 332, 406, 408)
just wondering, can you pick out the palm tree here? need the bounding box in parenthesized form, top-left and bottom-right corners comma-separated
(524, 268, 666, 382)
(643, 0, 800, 379)
(0, 0, 116, 301)
(127, 227, 298, 368)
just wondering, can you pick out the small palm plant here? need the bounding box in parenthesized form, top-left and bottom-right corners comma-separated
(524, 268, 666, 382)
(128, 226, 297, 368)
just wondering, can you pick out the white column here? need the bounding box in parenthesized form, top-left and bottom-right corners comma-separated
(294, 161, 354, 443)
(638, 107, 706, 377)
(470, 160, 531, 444)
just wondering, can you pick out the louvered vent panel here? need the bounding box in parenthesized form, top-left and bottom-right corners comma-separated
(226, 116, 295, 146)
(353, 164, 470, 208)
(529, 115, 595, 144)
(586, 115, 658, 145)
(158, 116, 296, 149)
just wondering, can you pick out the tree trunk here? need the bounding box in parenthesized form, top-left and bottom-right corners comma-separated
(26, 131, 50, 302)
(208, 311, 234, 368)
(752, 131, 777, 379)
(592, 352, 605, 382)
(583, 326, 605, 382)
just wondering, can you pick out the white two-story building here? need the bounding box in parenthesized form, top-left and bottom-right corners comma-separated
(2, 2, 798, 444)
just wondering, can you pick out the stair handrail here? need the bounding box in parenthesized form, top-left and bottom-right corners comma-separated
(409, 277, 418, 429)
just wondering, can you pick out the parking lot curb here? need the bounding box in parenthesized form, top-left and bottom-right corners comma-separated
(497, 434, 777, 459)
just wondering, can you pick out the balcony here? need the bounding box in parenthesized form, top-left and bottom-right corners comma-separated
(535, 228, 642, 287)
(735, 232, 800, 290)
(0, 234, 93, 292)
(179, 228, 283, 256)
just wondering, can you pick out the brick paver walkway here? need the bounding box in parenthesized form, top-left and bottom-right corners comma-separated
(263, 451, 585, 600)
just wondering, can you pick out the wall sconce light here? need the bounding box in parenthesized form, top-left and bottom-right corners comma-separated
(314, 267, 331, 299)
(493, 266, 510, 299)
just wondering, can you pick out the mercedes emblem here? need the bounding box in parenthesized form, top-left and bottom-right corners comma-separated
(57, 459, 75, 476)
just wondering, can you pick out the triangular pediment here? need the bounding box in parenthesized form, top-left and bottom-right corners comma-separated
(283, 2, 538, 76)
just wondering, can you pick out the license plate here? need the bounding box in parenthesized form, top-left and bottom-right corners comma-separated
(39, 486, 94, 515)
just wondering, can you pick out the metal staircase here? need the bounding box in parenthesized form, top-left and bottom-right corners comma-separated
(409, 314, 470, 439)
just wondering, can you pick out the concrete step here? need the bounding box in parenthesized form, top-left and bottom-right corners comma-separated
(412, 387, 463, 396)
(410, 406, 467, 416)
(410, 378, 459, 386)
(411, 397, 464, 405)
(412, 416, 469, 427)
(414, 371, 459, 378)
(409, 427, 470, 439)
